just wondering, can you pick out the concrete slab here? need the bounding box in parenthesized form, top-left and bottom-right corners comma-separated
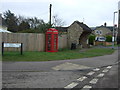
(52, 62, 91, 70)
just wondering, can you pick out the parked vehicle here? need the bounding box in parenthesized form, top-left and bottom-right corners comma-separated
(95, 37, 106, 41)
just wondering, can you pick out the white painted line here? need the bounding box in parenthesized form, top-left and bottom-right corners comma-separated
(97, 73, 105, 77)
(87, 71, 95, 76)
(83, 85, 92, 88)
(93, 68, 100, 71)
(89, 78, 98, 84)
(77, 76, 87, 81)
(64, 82, 78, 89)
(106, 66, 112, 69)
(102, 69, 109, 73)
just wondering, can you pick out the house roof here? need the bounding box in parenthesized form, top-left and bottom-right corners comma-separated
(94, 25, 114, 31)
(73, 21, 92, 32)
(54, 21, 92, 33)
(106, 26, 114, 31)
(55, 27, 68, 32)
(90, 27, 96, 30)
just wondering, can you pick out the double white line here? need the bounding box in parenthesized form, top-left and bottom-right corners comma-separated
(64, 66, 112, 89)
(64, 82, 79, 89)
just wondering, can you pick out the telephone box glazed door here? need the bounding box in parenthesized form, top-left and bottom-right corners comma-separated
(46, 28, 58, 52)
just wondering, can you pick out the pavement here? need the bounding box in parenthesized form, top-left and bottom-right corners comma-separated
(2, 49, 119, 89)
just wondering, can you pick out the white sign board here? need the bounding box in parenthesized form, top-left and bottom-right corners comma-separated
(4, 43, 21, 48)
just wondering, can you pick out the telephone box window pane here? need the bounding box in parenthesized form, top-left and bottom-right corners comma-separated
(47, 34, 52, 51)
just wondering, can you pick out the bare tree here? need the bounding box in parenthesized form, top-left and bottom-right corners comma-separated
(53, 14, 65, 27)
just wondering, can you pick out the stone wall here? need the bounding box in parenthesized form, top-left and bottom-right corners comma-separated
(94, 41, 114, 46)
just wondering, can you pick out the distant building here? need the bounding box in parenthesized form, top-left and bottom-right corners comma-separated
(92, 23, 114, 41)
(0, 14, 11, 33)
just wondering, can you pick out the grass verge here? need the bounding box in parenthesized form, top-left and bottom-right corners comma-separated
(2, 48, 115, 62)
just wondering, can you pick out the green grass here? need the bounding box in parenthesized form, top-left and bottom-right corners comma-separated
(2, 48, 115, 62)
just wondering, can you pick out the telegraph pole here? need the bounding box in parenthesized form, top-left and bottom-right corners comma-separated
(49, 4, 52, 26)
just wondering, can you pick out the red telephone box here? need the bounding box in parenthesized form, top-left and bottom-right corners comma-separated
(46, 28, 58, 52)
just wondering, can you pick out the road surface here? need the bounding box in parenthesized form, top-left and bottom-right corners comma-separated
(2, 50, 119, 89)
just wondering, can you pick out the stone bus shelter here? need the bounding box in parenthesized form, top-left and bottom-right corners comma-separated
(67, 21, 92, 48)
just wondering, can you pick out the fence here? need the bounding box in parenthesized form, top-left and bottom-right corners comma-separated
(94, 41, 114, 46)
(58, 35, 68, 49)
(1, 33, 68, 51)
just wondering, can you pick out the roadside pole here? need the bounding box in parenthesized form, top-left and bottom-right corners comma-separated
(112, 11, 118, 49)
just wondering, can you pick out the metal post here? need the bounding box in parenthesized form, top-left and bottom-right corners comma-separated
(21, 43, 23, 55)
(112, 11, 117, 49)
(2, 42, 4, 56)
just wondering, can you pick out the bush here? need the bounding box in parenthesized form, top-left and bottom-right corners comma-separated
(17, 29, 44, 33)
(106, 35, 112, 42)
(89, 35, 95, 45)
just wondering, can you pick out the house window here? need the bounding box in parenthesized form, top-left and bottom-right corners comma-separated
(99, 30, 102, 35)
(95, 30, 99, 34)
(95, 30, 102, 35)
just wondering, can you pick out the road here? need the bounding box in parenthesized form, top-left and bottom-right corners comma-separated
(2, 50, 119, 89)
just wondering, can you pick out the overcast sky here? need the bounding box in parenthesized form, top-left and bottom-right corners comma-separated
(0, 0, 119, 27)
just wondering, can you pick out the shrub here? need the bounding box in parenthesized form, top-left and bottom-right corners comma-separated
(89, 35, 95, 45)
(106, 35, 112, 42)
(17, 29, 44, 33)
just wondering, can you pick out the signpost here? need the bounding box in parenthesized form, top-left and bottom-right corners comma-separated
(4, 43, 22, 48)
(2, 42, 23, 55)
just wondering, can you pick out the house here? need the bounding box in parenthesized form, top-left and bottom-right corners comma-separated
(92, 23, 114, 41)
(0, 14, 11, 33)
(67, 21, 92, 48)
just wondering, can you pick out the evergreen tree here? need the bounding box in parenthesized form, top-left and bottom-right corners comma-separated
(3, 10, 18, 32)
(18, 21, 30, 31)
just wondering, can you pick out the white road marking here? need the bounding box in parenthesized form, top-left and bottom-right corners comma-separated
(97, 73, 105, 77)
(87, 71, 95, 75)
(106, 66, 112, 69)
(77, 76, 87, 81)
(64, 82, 78, 89)
(89, 78, 98, 84)
(93, 68, 100, 71)
(102, 69, 109, 73)
(83, 85, 92, 88)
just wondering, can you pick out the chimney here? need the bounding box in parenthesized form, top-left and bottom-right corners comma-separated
(104, 22, 107, 27)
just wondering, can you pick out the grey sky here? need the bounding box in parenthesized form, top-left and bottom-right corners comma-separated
(0, 0, 119, 27)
